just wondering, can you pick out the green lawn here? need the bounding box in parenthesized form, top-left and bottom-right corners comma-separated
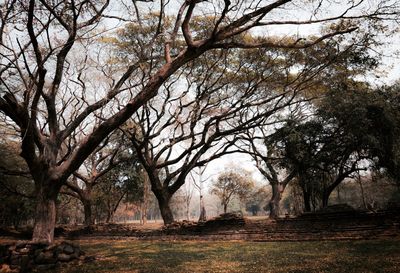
(52, 239, 400, 273)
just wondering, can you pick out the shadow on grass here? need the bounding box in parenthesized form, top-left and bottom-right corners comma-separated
(50, 240, 400, 273)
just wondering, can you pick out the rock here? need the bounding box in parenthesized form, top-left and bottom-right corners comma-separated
(45, 245, 57, 252)
(7, 246, 15, 252)
(57, 254, 71, 262)
(33, 249, 42, 257)
(63, 245, 74, 255)
(56, 245, 64, 253)
(15, 241, 27, 249)
(9, 256, 19, 266)
(35, 264, 56, 271)
(35, 251, 55, 264)
(70, 252, 79, 260)
(19, 255, 30, 270)
(18, 248, 29, 254)
(1, 241, 84, 272)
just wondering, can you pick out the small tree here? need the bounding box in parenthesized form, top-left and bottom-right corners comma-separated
(211, 169, 254, 214)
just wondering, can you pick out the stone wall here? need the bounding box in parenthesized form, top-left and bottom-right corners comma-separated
(0, 241, 83, 272)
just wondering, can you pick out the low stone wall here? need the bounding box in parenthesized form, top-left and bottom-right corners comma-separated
(0, 241, 84, 272)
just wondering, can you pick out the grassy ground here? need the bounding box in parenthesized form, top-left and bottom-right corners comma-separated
(50, 239, 400, 273)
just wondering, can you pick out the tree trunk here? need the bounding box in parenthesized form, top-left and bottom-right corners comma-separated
(106, 210, 113, 223)
(223, 203, 228, 214)
(198, 195, 206, 222)
(159, 199, 174, 224)
(358, 176, 368, 210)
(32, 194, 57, 244)
(303, 190, 312, 212)
(141, 172, 150, 225)
(154, 189, 174, 224)
(140, 203, 147, 225)
(322, 185, 336, 208)
(268, 183, 282, 219)
(83, 199, 94, 227)
(322, 193, 329, 208)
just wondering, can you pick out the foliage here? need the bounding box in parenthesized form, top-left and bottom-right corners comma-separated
(244, 186, 271, 216)
(92, 160, 145, 223)
(0, 141, 35, 228)
(211, 169, 255, 213)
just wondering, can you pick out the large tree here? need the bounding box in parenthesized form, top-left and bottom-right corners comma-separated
(0, 0, 397, 243)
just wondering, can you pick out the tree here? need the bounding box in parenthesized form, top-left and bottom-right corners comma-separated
(0, 0, 397, 243)
(244, 186, 271, 216)
(272, 111, 368, 211)
(319, 85, 400, 185)
(122, 32, 378, 223)
(62, 130, 133, 226)
(190, 165, 211, 222)
(92, 160, 144, 223)
(211, 169, 254, 214)
(240, 133, 296, 218)
(238, 35, 381, 216)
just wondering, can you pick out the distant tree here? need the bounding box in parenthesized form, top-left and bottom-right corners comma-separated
(273, 117, 367, 211)
(245, 186, 271, 216)
(211, 169, 254, 214)
(91, 160, 144, 223)
(190, 165, 211, 222)
(62, 130, 134, 226)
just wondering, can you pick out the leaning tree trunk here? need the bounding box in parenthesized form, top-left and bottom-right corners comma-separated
(153, 188, 174, 224)
(268, 183, 282, 219)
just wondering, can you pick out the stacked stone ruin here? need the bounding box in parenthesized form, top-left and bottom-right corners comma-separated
(0, 241, 84, 272)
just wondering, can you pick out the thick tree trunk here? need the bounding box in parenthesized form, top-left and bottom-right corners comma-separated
(83, 199, 94, 227)
(322, 185, 336, 208)
(159, 199, 174, 224)
(268, 183, 282, 219)
(32, 195, 57, 244)
(154, 189, 174, 224)
(223, 203, 228, 214)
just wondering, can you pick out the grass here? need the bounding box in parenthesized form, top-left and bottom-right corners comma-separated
(50, 239, 400, 273)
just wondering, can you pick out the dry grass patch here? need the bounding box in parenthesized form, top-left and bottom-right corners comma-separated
(25, 239, 400, 273)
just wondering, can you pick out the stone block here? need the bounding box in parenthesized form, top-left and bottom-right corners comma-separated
(57, 254, 71, 262)
(35, 264, 56, 271)
(35, 251, 55, 264)
(63, 245, 74, 255)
